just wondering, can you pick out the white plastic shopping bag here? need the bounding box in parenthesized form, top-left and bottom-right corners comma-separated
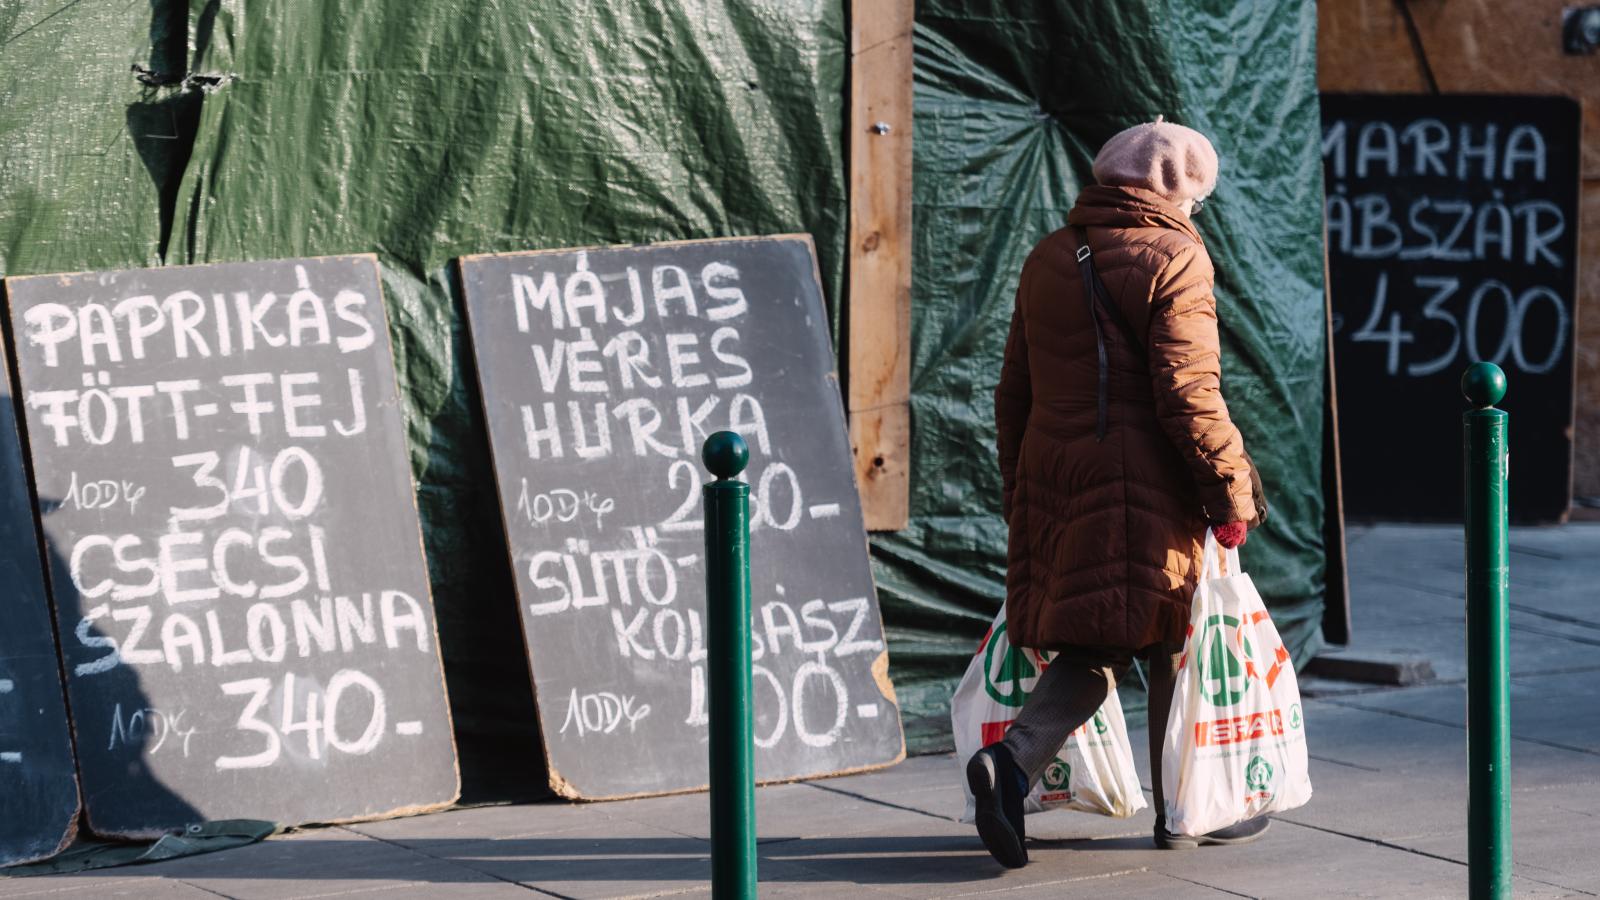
(952, 604, 1147, 822)
(1162, 531, 1313, 835)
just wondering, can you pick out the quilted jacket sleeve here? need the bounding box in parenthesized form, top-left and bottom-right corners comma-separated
(995, 261, 1033, 524)
(1146, 242, 1259, 525)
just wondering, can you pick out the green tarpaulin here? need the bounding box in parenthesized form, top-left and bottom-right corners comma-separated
(1, 0, 847, 786)
(876, 2, 1329, 750)
(2, 821, 275, 877)
(1, 0, 1324, 776)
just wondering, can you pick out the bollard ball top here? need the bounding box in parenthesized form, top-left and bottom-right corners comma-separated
(702, 431, 749, 479)
(1461, 362, 1507, 409)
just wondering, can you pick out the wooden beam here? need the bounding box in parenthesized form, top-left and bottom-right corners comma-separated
(1320, 236, 1352, 646)
(847, 0, 914, 532)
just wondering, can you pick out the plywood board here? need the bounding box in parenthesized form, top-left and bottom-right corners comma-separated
(0, 331, 78, 865)
(458, 236, 905, 799)
(6, 257, 459, 837)
(847, 0, 914, 532)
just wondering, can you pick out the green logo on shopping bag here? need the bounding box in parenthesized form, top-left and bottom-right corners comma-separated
(1092, 710, 1108, 735)
(983, 621, 1039, 708)
(1198, 614, 1253, 707)
(1245, 756, 1274, 795)
(1042, 759, 1071, 792)
(1289, 704, 1303, 730)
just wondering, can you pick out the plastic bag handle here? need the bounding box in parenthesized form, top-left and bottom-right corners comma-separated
(1200, 529, 1242, 582)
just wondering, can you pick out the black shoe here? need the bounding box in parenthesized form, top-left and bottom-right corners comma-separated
(1154, 814, 1272, 850)
(966, 744, 1028, 868)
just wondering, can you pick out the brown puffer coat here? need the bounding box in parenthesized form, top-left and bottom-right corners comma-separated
(995, 184, 1265, 653)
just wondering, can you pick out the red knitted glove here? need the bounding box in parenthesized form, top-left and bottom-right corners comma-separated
(1213, 522, 1248, 549)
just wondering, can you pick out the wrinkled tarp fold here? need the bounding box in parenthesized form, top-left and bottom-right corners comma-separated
(1, 821, 275, 877)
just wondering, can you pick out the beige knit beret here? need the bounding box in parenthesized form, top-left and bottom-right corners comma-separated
(1091, 117, 1218, 205)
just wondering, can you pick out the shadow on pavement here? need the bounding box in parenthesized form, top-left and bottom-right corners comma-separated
(24, 831, 1167, 887)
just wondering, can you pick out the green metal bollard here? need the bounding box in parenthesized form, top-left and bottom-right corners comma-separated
(1462, 362, 1511, 900)
(702, 431, 756, 899)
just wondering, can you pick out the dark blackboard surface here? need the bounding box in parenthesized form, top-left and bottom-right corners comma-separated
(6, 256, 458, 837)
(0, 336, 79, 866)
(460, 235, 904, 799)
(1322, 94, 1580, 522)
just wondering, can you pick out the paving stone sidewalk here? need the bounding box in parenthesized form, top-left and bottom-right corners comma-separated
(4, 524, 1598, 899)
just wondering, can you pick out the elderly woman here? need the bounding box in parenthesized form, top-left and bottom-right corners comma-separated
(967, 119, 1270, 868)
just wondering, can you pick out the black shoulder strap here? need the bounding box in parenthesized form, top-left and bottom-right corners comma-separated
(1073, 227, 1147, 442)
(1073, 227, 1146, 363)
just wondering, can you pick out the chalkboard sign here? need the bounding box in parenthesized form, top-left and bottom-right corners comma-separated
(6, 256, 458, 836)
(459, 235, 904, 798)
(1322, 94, 1580, 522)
(0, 335, 79, 866)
